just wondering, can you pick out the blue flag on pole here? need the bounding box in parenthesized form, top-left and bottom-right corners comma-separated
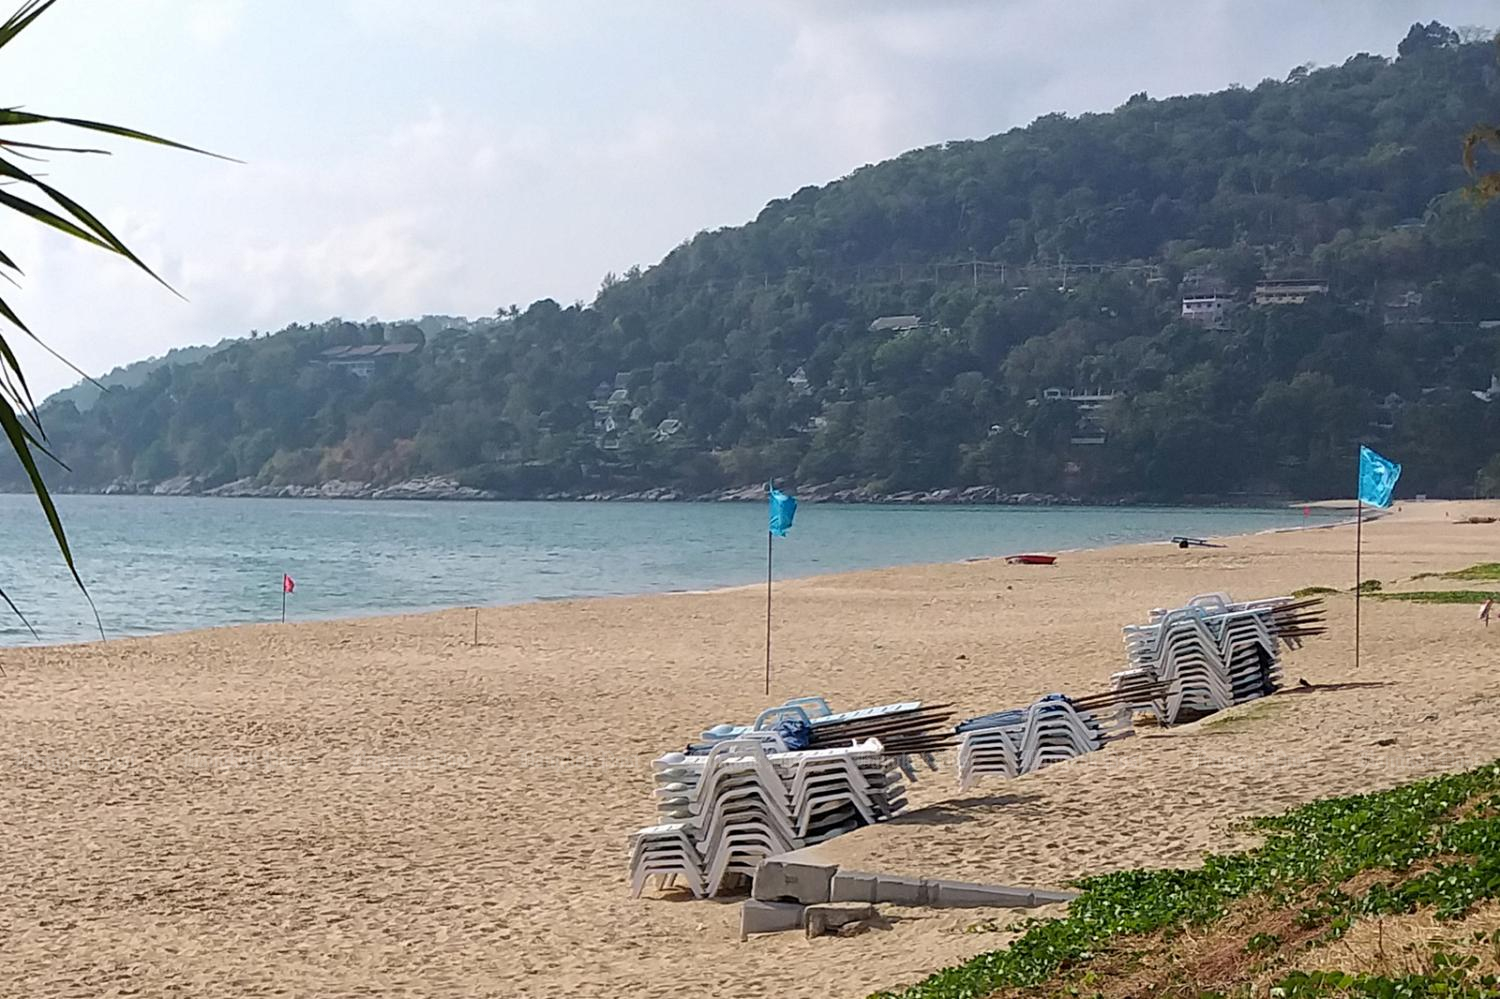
(1357, 446, 1401, 508)
(769, 485, 797, 536)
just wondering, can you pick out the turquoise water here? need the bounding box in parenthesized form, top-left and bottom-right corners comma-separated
(0, 495, 1333, 646)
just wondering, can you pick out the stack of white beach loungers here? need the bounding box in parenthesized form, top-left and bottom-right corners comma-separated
(952, 688, 1148, 790)
(951, 592, 1322, 789)
(628, 697, 954, 899)
(1110, 591, 1326, 725)
(630, 592, 1327, 898)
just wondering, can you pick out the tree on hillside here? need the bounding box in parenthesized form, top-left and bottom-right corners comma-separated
(0, 0, 221, 633)
(1398, 21, 1460, 58)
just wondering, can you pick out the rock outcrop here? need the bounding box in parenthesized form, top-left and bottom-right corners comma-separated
(64, 476, 1093, 506)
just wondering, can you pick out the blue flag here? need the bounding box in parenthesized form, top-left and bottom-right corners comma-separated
(1358, 446, 1401, 508)
(769, 485, 797, 536)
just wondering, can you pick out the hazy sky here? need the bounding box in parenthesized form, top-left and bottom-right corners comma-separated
(0, 0, 1494, 397)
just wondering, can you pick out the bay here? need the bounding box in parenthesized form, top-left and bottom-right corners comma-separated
(0, 494, 1334, 646)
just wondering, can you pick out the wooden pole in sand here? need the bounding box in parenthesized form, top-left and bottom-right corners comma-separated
(281, 584, 287, 624)
(764, 528, 774, 697)
(1354, 499, 1363, 669)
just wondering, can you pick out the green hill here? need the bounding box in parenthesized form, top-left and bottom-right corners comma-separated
(43, 341, 229, 413)
(8, 24, 1500, 501)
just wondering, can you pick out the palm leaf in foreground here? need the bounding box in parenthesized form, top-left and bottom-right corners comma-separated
(0, 0, 223, 640)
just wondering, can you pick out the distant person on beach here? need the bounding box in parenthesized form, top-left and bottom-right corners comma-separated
(1481, 598, 1494, 628)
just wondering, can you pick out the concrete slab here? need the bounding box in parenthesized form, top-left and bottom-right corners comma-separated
(876, 874, 929, 907)
(740, 899, 806, 940)
(753, 849, 1077, 925)
(752, 848, 837, 904)
(928, 879, 1037, 909)
(805, 902, 878, 939)
(831, 868, 1077, 909)
(830, 869, 879, 903)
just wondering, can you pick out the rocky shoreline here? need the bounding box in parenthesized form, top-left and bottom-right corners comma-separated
(72, 475, 1096, 506)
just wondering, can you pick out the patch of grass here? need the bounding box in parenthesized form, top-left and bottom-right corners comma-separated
(1200, 699, 1285, 732)
(873, 762, 1500, 999)
(1271, 953, 1500, 998)
(1437, 564, 1500, 582)
(1294, 586, 1340, 598)
(1355, 580, 1384, 594)
(1375, 591, 1500, 605)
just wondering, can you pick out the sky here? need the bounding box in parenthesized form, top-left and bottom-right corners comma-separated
(0, 0, 1494, 398)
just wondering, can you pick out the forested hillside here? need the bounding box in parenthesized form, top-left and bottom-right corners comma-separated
(10, 24, 1500, 501)
(44, 341, 227, 413)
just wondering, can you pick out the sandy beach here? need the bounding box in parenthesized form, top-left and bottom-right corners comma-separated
(3, 500, 1499, 998)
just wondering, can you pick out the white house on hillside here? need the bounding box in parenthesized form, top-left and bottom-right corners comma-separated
(1181, 294, 1234, 329)
(1253, 279, 1328, 307)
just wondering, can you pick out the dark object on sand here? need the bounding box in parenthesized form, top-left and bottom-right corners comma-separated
(1172, 536, 1226, 549)
(1005, 554, 1057, 565)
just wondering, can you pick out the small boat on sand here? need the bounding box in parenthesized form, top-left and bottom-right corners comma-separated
(1005, 554, 1057, 565)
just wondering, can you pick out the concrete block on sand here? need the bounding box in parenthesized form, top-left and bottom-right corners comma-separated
(752, 849, 836, 904)
(831, 869, 1079, 909)
(928, 879, 1037, 909)
(875, 875, 929, 907)
(830, 869, 879, 903)
(740, 899, 806, 940)
(805, 902, 879, 939)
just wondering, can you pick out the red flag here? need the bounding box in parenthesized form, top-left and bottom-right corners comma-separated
(283, 574, 295, 594)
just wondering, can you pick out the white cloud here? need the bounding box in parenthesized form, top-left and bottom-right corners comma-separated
(185, 0, 247, 46)
(342, 0, 561, 45)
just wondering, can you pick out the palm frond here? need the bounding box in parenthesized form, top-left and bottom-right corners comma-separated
(0, 0, 56, 52)
(0, 394, 80, 579)
(0, 0, 228, 643)
(0, 186, 113, 251)
(0, 108, 238, 161)
(0, 582, 37, 648)
(0, 312, 35, 411)
(0, 155, 179, 294)
(0, 137, 108, 155)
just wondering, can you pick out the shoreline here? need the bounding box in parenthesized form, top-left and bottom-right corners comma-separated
(1, 504, 1346, 652)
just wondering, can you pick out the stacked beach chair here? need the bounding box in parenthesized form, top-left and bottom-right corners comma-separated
(630, 736, 906, 898)
(629, 696, 953, 898)
(954, 691, 1140, 790)
(1112, 592, 1325, 725)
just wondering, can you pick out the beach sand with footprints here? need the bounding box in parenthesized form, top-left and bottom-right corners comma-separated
(2, 500, 1499, 998)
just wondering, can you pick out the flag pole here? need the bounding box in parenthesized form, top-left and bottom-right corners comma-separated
(765, 526, 773, 697)
(1354, 498, 1362, 669)
(281, 583, 287, 624)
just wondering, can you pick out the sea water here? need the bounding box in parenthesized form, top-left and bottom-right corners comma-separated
(0, 494, 1334, 646)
